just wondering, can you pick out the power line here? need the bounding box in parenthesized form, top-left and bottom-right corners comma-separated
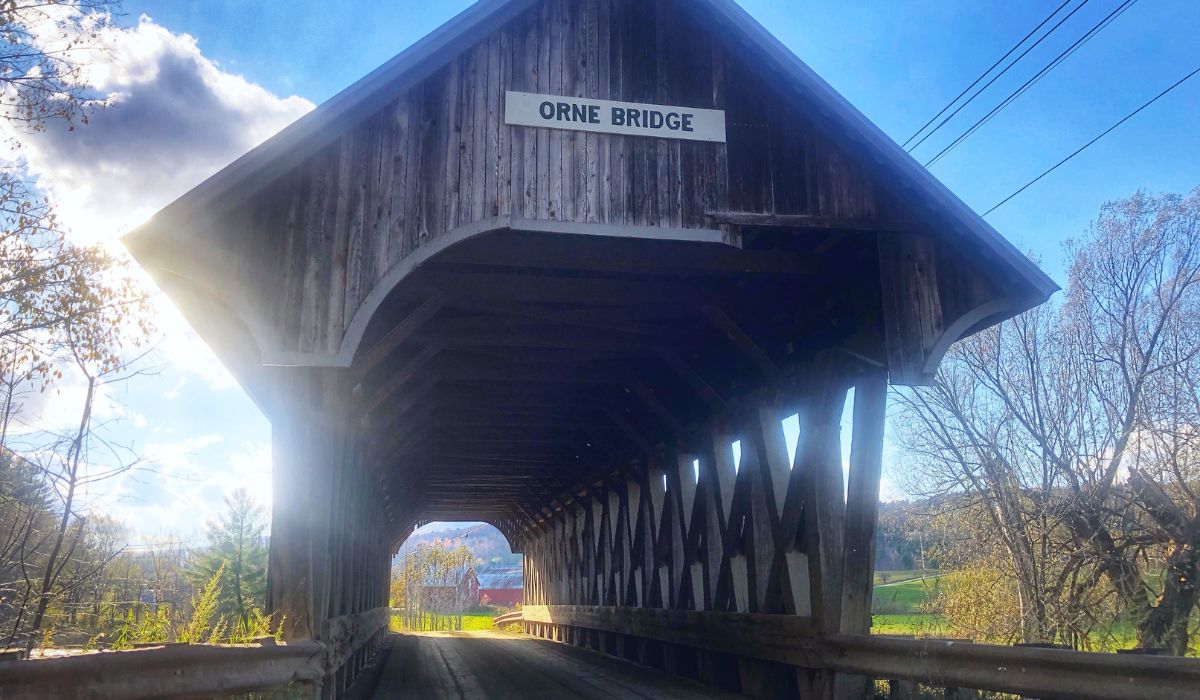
(903, 0, 1078, 150)
(926, 0, 1140, 168)
(983, 66, 1200, 216)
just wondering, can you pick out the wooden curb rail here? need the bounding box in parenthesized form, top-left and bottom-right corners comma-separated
(0, 607, 391, 700)
(0, 640, 323, 700)
(493, 610, 524, 627)
(519, 605, 1200, 700)
(823, 634, 1200, 700)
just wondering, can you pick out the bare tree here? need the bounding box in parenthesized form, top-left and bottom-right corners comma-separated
(0, 0, 160, 655)
(896, 189, 1200, 653)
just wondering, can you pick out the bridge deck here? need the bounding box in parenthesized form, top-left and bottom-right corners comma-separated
(369, 631, 744, 699)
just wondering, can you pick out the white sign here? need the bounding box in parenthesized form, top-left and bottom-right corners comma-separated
(504, 91, 726, 143)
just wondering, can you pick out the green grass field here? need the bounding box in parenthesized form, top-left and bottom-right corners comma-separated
(871, 613, 949, 637)
(872, 575, 941, 614)
(872, 569, 931, 586)
(870, 572, 945, 637)
(391, 612, 498, 632)
(867, 571, 1197, 653)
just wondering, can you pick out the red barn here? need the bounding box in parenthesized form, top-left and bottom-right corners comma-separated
(476, 568, 523, 607)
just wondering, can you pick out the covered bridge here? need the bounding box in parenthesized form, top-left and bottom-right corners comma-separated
(95, 0, 1188, 697)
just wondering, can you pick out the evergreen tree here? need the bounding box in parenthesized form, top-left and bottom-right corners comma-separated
(190, 489, 267, 626)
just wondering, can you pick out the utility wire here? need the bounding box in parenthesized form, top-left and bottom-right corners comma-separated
(983, 66, 1200, 216)
(926, 0, 1140, 168)
(903, 0, 1077, 150)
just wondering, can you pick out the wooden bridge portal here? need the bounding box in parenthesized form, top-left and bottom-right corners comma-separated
(115, 0, 1086, 697)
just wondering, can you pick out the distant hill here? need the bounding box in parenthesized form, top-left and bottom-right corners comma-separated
(395, 523, 522, 569)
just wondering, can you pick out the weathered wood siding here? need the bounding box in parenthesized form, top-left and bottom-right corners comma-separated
(210, 0, 889, 356)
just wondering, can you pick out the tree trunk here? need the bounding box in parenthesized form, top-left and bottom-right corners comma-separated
(24, 376, 94, 656)
(1136, 530, 1200, 654)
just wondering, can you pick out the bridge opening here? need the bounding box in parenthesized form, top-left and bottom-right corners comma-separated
(391, 522, 521, 633)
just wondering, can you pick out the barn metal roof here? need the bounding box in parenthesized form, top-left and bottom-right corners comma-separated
(477, 568, 524, 590)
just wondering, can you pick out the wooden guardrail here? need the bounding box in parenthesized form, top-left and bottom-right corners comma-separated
(0, 607, 391, 700)
(521, 605, 1200, 700)
(493, 610, 524, 627)
(823, 634, 1200, 700)
(0, 639, 323, 699)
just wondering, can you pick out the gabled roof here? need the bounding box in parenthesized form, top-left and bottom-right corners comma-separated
(477, 568, 523, 590)
(125, 0, 1057, 304)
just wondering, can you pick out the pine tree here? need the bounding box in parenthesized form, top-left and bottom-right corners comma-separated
(190, 489, 267, 627)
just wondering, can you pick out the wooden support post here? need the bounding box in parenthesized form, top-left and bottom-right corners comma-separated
(790, 364, 850, 700)
(266, 370, 388, 696)
(835, 371, 888, 699)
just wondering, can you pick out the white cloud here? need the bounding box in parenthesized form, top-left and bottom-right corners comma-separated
(7, 12, 313, 245)
(143, 433, 223, 476)
(1, 8, 299, 542)
(3, 9, 313, 395)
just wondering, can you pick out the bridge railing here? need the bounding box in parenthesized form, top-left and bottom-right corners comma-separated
(0, 639, 322, 699)
(824, 634, 1200, 700)
(493, 610, 524, 627)
(0, 607, 391, 700)
(520, 605, 1200, 700)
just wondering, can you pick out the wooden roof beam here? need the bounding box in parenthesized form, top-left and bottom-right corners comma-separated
(361, 340, 446, 413)
(656, 348, 728, 414)
(354, 292, 452, 380)
(701, 305, 787, 387)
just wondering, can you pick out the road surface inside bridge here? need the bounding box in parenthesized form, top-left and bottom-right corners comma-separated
(368, 630, 745, 698)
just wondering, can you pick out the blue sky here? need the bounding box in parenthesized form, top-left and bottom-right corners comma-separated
(16, 1, 1198, 543)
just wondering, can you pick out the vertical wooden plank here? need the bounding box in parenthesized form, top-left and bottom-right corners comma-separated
(508, 20, 526, 220)
(418, 78, 442, 246)
(596, 0, 611, 224)
(582, 0, 601, 223)
(560, 0, 578, 223)
(521, 7, 539, 219)
(458, 52, 476, 227)
(358, 113, 381, 285)
(711, 44, 730, 218)
(547, 0, 563, 220)
(484, 30, 501, 217)
(878, 232, 943, 385)
(607, 0, 628, 226)
(497, 27, 512, 217)
(724, 55, 773, 215)
(536, 0, 551, 220)
(403, 89, 426, 256)
(771, 102, 808, 215)
(629, 0, 657, 225)
(295, 168, 320, 353)
(327, 138, 353, 352)
(443, 60, 462, 236)
(653, 0, 675, 228)
(471, 37, 490, 222)
(367, 108, 392, 282)
(387, 98, 410, 267)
